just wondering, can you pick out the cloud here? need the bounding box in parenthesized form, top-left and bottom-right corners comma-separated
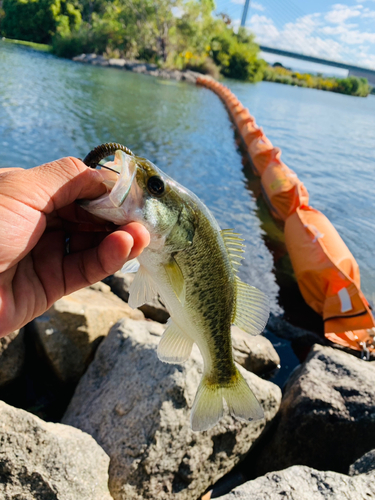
(325, 4, 362, 24)
(246, 11, 375, 68)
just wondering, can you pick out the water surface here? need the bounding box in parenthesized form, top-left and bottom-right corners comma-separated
(1, 41, 374, 349)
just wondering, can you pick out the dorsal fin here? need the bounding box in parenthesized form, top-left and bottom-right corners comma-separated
(220, 229, 245, 276)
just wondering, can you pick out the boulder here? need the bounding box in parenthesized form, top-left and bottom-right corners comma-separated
(0, 401, 112, 499)
(253, 345, 375, 476)
(104, 272, 169, 323)
(349, 449, 375, 476)
(216, 465, 375, 500)
(63, 318, 281, 500)
(266, 315, 326, 347)
(231, 326, 280, 376)
(33, 283, 143, 384)
(108, 58, 126, 67)
(0, 329, 25, 386)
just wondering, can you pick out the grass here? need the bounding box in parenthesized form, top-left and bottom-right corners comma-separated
(1, 36, 51, 52)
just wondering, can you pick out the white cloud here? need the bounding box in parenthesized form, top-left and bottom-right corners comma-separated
(362, 9, 375, 17)
(325, 4, 362, 24)
(243, 5, 375, 70)
(252, 2, 265, 11)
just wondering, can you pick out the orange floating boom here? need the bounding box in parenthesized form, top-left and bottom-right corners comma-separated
(196, 75, 375, 353)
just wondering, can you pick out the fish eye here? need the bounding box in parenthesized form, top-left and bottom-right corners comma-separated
(147, 176, 165, 196)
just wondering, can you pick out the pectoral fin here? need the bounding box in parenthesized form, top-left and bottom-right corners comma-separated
(164, 257, 186, 304)
(128, 265, 158, 308)
(157, 320, 193, 364)
(233, 279, 269, 335)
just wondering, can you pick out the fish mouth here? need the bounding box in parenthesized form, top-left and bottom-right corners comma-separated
(107, 150, 138, 208)
(78, 150, 138, 220)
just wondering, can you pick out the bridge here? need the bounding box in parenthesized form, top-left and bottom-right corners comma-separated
(259, 46, 375, 85)
(237, 0, 375, 85)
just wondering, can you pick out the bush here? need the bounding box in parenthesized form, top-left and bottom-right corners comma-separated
(211, 28, 265, 82)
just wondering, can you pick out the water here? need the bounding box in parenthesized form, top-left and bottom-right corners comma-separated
(1, 42, 374, 385)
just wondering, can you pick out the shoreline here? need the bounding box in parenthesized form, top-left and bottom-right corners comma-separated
(72, 53, 202, 84)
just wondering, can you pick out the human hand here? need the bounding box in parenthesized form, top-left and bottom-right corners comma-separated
(0, 157, 150, 337)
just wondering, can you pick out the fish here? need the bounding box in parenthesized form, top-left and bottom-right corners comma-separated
(80, 145, 270, 431)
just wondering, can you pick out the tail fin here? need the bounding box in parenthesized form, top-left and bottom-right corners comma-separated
(190, 368, 264, 432)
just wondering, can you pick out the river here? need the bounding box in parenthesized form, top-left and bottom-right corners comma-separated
(1, 41, 374, 385)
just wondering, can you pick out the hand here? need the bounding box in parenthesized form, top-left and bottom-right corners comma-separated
(0, 157, 150, 337)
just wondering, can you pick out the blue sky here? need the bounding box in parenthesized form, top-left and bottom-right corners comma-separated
(214, 0, 375, 70)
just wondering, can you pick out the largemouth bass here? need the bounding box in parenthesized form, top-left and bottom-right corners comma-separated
(81, 144, 269, 431)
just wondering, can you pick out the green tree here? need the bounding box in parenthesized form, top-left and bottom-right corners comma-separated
(1, 0, 81, 44)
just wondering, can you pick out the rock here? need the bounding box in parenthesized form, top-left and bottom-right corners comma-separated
(266, 315, 326, 347)
(253, 345, 375, 476)
(109, 58, 126, 67)
(0, 329, 25, 386)
(104, 272, 170, 323)
(181, 71, 198, 83)
(33, 284, 144, 384)
(83, 53, 98, 62)
(349, 449, 375, 476)
(91, 55, 109, 66)
(216, 465, 375, 500)
(231, 326, 280, 376)
(72, 53, 87, 62)
(159, 69, 172, 79)
(0, 401, 112, 499)
(132, 64, 147, 73)
(63, 318, 281, 500)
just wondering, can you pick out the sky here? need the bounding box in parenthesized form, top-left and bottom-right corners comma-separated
(214, 0, 375, 71)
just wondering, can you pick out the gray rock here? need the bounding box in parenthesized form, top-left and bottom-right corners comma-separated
(108, 58, 126, 67)
(231, 326, 280, 375)
(0, 400, 112, 499)
(104, 272, 169, 323)
(91, 55, 109, 66)
(132, 64, 147, 73)
(266, 315, 326, 347)
(253, 345, 375, 476)
(72, 53, 87, 62)
(34, 284, 144, 383)
(217, 465, 375, 500)
(0, 329, 25, 386)
(63, 318, 281, 500)
(181, 71, 198, 83)
(83, 53, 98, 62)
(349, 449, 375, 476)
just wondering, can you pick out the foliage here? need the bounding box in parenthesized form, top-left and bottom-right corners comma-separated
(211, 27, 265, 81)
(0, 0, 81, 44)
(1, 0, 265, 82)
(263, 66, 370, 97)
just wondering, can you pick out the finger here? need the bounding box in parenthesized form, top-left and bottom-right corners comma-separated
(0, 157, 107, 214)
(63, 223, 150, 295)
(117, 222, 151, 260)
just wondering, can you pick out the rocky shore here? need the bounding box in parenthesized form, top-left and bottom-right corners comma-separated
(0, 274, 374, 499)
(72, 53, 202, 83)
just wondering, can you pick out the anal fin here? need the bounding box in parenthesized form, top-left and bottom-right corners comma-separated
(157, 320, 193, 364)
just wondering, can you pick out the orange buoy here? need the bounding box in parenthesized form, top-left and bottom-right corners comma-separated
(234, 108, 254, 130)
(284, 206, 375, 350)
(261, 161, 309, 220)
(247, 134, 274, 176)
